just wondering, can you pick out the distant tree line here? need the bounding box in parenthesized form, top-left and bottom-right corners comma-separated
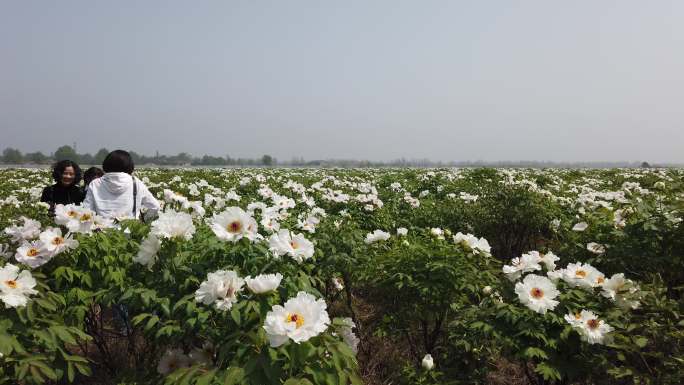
(1, 145, 679, 168)
(1, 146, 277, 167)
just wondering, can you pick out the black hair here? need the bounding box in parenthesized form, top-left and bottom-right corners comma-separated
(83, 167, 104, 185)
(102, 150, 134, 174)
(52, 160, 82, 186)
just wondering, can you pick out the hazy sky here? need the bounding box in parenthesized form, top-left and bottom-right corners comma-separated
(1, 1, 683, 163)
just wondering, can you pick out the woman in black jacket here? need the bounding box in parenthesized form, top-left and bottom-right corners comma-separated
(40, 160, 86, 212)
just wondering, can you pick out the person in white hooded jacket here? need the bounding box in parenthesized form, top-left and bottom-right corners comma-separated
(83, 150, 160, 220)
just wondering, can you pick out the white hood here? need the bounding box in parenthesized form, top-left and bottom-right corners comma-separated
(101, 172, 133, 195)
(83, 172, 161, 219)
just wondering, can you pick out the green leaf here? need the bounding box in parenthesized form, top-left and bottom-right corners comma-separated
(146, 315, 160, 330)
(51, 326, 77, 345)
(67, 361, 76, 382)
(222, 367, 245, 385)
(131, 312, 152, 326)
(284, 379, 314, 385)
(633, 336, 648, 348)
(534, 361, 561, 381)
(230, 307, 241, 325)
(523, 346, 549, 360)
(195, 368, 217, 385)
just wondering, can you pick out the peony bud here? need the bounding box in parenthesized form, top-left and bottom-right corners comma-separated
(421, 354, 434, 370)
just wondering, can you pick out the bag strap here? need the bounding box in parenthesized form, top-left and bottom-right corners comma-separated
(132, 175, 138, 217)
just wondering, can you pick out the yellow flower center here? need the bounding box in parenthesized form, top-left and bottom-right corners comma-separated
(586, 319, 600, 330)
(286, 313, 305, 329)
(596, 276, 605, 285)
(290, 241, 298, 249)
(574, 312, 582, 320)
(68, 210, 78, 218)
(80, 213, 92, 222)
(52, 236, 64, 245)
(5, 280, 17, 289)
(575, 270, 587, 278)
(530, 287, 544, 299)
(227, 221, 242, 233)
(27, 248, 40, 257)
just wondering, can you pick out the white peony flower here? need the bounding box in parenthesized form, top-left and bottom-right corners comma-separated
(459, 192, 479, 203)
(92, 215, 115, 232)
(133, 234, 161, 269)
(0, 263, 38, 308)
(546, 269, 564, 282)
(59, 206, 99, 234)
(565, 310, 614, 345)
(225, 190, 242, 202)
(4, 217, 41, 243)
(403, 195, 420, 208)
(263, 291, 330, 347)
(421, 354, 434, 370)
(396, 227, 408, 236)
(562, 262, 603, 289)
(184, 201, 205, 218)
(188, 185, 200, 197)
(195, 270, 245, 311)
(514, 274, 560, 314)
(0, 244, 11, 259)
(54, 204, 81, 227)
(563, 311, 584, 328)
(586, 242, 606, 255)
(538, 251, 560, 271)
(14, 241, 51, 268)
(472, 237, 492, 255)
(430, 228, 445, 239)
(268, 230, 315, 263)
(601, 273, 640, 309)
(364, 230, 391, 244)
(272, 194, 296, 210)
(332, 277, 345, 292)
(572, 222, 588, 232)
(453, 232, 491, 255)
(163, 189, 188, 205)
(613, 209, 628, 228)
(260, 214, 281, 233)
(157, 348, 190, 375)
(336, 317, 359, 354)
(209, 207, 259, 243)
(503, 253, 542, 281)
(296, 214, 320, 233)
(245, 273, 283, 294)
(151, 210, 196, 240)
(39, 227, 78, 257)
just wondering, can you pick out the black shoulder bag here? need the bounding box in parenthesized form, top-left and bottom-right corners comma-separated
(132, 175, 138, 219)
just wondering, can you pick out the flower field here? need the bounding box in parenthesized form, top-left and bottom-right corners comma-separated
(0, 167, 683, 385)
